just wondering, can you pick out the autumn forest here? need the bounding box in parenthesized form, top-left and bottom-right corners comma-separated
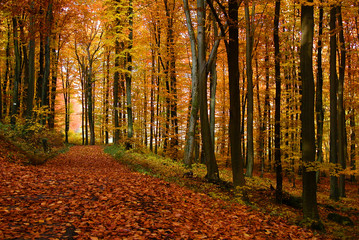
(0, 0, 359, 238)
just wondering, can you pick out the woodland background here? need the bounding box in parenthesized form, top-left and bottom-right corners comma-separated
(0, 0, 359, 230)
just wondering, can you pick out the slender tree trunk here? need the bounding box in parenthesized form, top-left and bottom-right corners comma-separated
(164, 0, 178, 159)
(264, 37, 271, 172)
(197, 0, 219, 181)
(256, 56, 264, 178)
(150, 49, 155, 151)
(143, 72, 148, 146)
(11, 17, 21, 125)
(62, 60, 70, 144)
(329, 5, 339, 201)
(337, 5, 346, 198)
(113, 41, 120, 144)
(228, 0, 245, 187)
(49, 35, 59, 129)
(19, 19, 29, 119)
(245, 2, 255, 177)
(41, 1, 53, 125)
(183, 0, 199, 167)
(26, 3, 36, 120)
(3, 21, 11, 118)
(274, 0, 282, 203)
(104, 50, 110, 144)
(315, 1, 324, 182)
(87, 64, 95, 145)
(350, 108, 356, 182)
(348, 49, 356, 182)
(125, 0, 134, 148)
(209, 18, 218, 149)
(301, 0, 319, 221)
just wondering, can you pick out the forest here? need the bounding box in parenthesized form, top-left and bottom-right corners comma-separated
(0, 0, 359, 238)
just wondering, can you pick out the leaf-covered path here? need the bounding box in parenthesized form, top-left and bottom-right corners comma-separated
(1, 146, 318, 239)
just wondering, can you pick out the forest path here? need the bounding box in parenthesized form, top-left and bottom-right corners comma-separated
(1, 145, 316, 239)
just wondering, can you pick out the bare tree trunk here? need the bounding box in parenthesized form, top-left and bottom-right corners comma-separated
(41, 1, 53, 125)
(315, 1, 324, 182)
(183, 0, 199, 167)
(301, 0, 319, 221)
(337, 5, 346, 198)
(264, 37, 271, 172)
(329, 5, 339, 201)
(11, 17, 21, 125)
(245, 1, 255, 177)
(228, 0, 245, 187)
(274, 0, 282, 203)
(125, 0, 134, 149)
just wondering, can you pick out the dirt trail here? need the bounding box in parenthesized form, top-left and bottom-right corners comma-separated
(0, 146, 317, 239)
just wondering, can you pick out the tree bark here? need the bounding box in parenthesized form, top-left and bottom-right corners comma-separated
(301, 0, 319, 220)
(126, 0, 134, 148)
(197, 0, 219, 181)
(329, 5, 339, 201)
(315, 1, 324, 182)
(183, 0, 200, 167)
(245, 1, 255, 177)
(337, 5, 346, 198)
(274, 0, 282, 203)
(11, 17, 21, 125)
(228, 0, 245, 187)
(41, 1, 53, 125)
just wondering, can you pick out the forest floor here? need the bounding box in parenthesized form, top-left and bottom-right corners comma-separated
(0, 144, 329, 240)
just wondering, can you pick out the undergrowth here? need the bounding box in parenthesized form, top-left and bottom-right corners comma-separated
(105, 144, 254, 205)
(0, 122, 67, 165)
(104, 144, 359, 239)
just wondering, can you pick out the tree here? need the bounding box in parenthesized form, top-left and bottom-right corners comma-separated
(125, 0, 134, 148)
(274, 0, 282, 203)
(244, 0, 255, 178)
(60, 57, 72, 144)
(183, 0, 221, 180)
(337, 5, 346, 198)
(300, 0, 319, 221)
(329, 5, 339, 201)
(228, 0, 245, 187)
(315, 0, 324, 182)
(25, 1, 36, 120)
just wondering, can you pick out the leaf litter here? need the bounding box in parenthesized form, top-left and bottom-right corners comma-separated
(0, 146, 320, 239)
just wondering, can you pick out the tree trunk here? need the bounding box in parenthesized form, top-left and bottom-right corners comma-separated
(209, 18, 218, 149)
(150, 49, 155, 151)
(183, 0, 200, 167)
(301, 0, 319, 220)
(11, 17, 21, 125)
(48, 36, 59, 129)
(245, 1, 255, 177)
(337, 5, 346, 198)
(3, 21, 11, 118)
(105, 50, 110, 144)
(197, 0, 219, 181)
(113, 40, 120, 144)
(125, 0, 134, 149)
(256, 56, 264, 178)
(350, 108, 356, 182)
(315, 1, 324, 182)
(264, 37, 271, 172)
(274, 0, 282, 203)
(228, 0, 245, 187)
(87, 64, 95, 145)
(329, 5, 339, 201)
(41, 1, 53, 125)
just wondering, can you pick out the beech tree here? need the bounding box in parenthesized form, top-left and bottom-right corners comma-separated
(274, 0, 282, 203)
(183, 0, 221, 181)
(300, 0, 319, 221)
